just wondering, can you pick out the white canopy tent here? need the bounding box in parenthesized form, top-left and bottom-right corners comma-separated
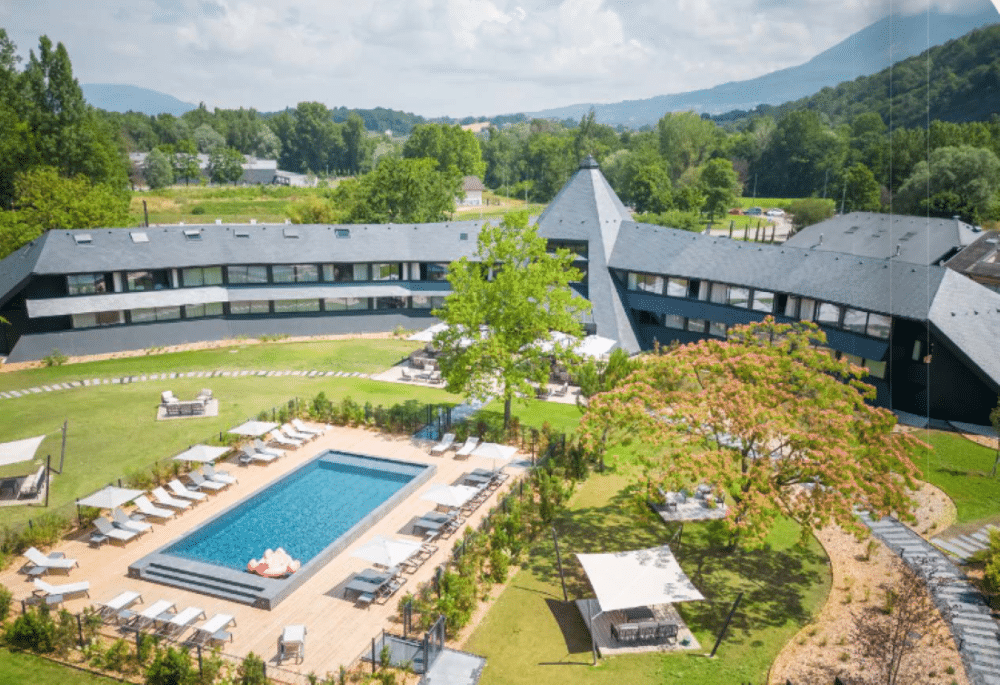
(471, 442, 518, 471)
(576, 545, 704, 612)
(352, 535, 422, 569)
(172, 444, 231, 463)
(228, 421, 278, 437)
(420, 483, 480, 509)
(0, 435, 46, 467)
(540, 332, 617, 359)
(77, 485, 145, 510)
(408, 323, 448, 343)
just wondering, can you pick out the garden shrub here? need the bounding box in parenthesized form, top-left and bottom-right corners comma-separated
(0, 583, 12, 622)
(4, 605, 56, 653)
(237, 651, 267, 685)
(53, 608, 77, 656)
(103, 638, 132, 673)
(145, 646, 195, 685)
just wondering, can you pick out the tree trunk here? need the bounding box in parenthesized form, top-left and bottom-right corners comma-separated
(992, 445, 1000, 477)
(503, 395, 512, 432)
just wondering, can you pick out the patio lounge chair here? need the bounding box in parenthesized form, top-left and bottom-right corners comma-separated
(253, 439, 285, 458)
(32, 578, 90, 605)
(156, 606, 206, 638)
(430, 433, 456, 456)
(94, 516, 139, 545)
(553, 381, 569, 397)
(134, 495, 176, 520)
(94, 590, 142, 623)
(637, 621, 658, 640)
(292, 418, 326, 436)
(267, 430, 302, 448)
(187, 613, 235, 647)
(168, 479, 207, 502)
(239, 447, 278, 466)
(122, 599, 175, 632)
(22, 547, 78, 577)
(202, 464, 237, 485)
(454, 436, 480, 459)
(278, 624, 306, 663)
(656, 622, 678, 641)
(612, 622, 638, 642)
(111, 507, 153, 534)
(187, 471, 227, 492)
(399, 366, 413, 381)
(151, 487, 193, 511)
(280, 423, 314, 442)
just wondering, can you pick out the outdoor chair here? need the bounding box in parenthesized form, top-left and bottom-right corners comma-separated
(280, 423, 314, 442)
(267, 430, 302, 448)
(239, 447, 278, 466)
(196, 389, 213, 402)
(93, 516, 139, 545)
(134, 495, 177, 520)
(156, 606, 206, 639)
(22, 547, 77, 577)
(161, 391, 177, 404)
(553, 381, 569, 397)
(656, 622, 678, 642)
(254, 439, 285, 458)
(278, 625, 306, 664)
(167, 479, 207, 502)
(187, 613, 235, 647)
(94, 590, 142, 623)
(111, 507, 153, 534)
(536, 384, 551, 399)
(400, 366, 413, 381)
(430, 433, 456, 456)
(292, 418, 326, 436)
(151, 487, 193, 511)
(612, 622, 639, 642)
(122, 600, 175, 633)
(187, 471, 227, 492)
(637, 621, 658, 640)
(18, 465, 47, 499)
(455, 436, 480, 459)
(202, 464, 237, 485)
(32, 578, 90, 605)
(428, 370, 443, 384)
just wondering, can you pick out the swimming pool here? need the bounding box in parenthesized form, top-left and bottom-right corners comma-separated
(130, 450, 435, 609)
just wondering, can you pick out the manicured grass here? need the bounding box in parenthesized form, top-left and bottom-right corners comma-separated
(128, 185, 332, 225)
(0, 650, 118, 684)
(465, 473, 831, 685)
(737, 197, 796, 210)
(911, 429, 1000, 525)
(0, 339, 421, 393)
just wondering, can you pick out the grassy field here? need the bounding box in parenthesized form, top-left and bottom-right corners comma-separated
(465, 473, 831, 685)
(737, 197, 796, 211)
(0, 651, 118, 684)
(912, 429, 1000, 525)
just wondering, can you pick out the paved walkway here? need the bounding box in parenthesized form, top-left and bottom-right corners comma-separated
(422, 648, 486, 685)
(0, 369, 373, 400)
(861, 513, 1000, 685)
(933, 524, 998, 562)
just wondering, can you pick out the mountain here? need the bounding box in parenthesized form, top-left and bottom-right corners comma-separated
(81, 84, 196, 116)
(522, 5, 1000, 128)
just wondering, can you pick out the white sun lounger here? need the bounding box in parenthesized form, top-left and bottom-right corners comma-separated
(430, 433, 456, 456)
(455, 436, 480, 458)
(188, 613, 235, 646)
(95, 590, 142, 622)
(111, 507, 153, 534)
(202, 465, 237, 485)
(239, 447, 278, 465)
(22, 547, 77, 576)
(268, 430, 302, 448)
(280, 423, 314, 441)
(122, 599, 175, 631)
(291, 418, 325, 436)
(134, 495, 176, 520)
(253, 439, 285, 458)
(167, 479, 207, 502)
(187, 471, 227, 492)
(157, 606, 206, 638)
(33, 578, 90, 604)
(94, 516, 139, 544)
(151, 487, 193, 511)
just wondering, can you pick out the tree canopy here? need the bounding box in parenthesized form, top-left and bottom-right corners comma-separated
(332, 157, 461, 224)
(403, 123, 485, 178)
(895, 145, 1000, 223)
(579, 319, 923, 546)
(433, 212, 591, 428)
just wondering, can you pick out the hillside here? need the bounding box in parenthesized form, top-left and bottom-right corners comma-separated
(521, 5, 999, 128)
(81, 83, 196, 116)
(715, 23, 1000, 129)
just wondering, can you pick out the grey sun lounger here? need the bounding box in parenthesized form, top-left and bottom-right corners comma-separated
(253, 440, 285, 458)
(151, 487, 193, 510)
(94, 516, 139, 544)
(455, 436, 480, 458)
(280, 424, 314, 442)
(187, 613, 235, 646)
(202, 465, 237, 485)
(167, 479, 207, 502)
(239, 447, 278, 465)
(430, 433, 456, 455)
(268, 430, 302, 448)
(187, 471, 227, 492)
(134, 495, 176, 520)
(122, 599, 175, 632)
(111, 507, 153, 534)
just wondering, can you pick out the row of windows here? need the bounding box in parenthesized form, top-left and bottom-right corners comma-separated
(625, 272, 892, 340)
(69, 296, 447, 329)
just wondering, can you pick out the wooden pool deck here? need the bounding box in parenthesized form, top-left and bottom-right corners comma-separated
(0, 425, 526, 678)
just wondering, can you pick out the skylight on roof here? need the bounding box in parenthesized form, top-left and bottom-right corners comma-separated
(335, 228, 350, 238)
(234, 229, 250, 238)
(184, 229, 202, 241)
(73, 233, 92, 244)
(283, 227, 299, 239)
(130, 231, 149, 243)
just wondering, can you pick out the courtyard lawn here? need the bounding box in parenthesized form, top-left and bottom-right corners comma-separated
(465, 473, 831, 685)
(912, 429, 1000, 525)
(0, 650, 118, 684)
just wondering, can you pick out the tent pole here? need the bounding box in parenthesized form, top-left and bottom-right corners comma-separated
(709, 591, 743, 658)
(551, 528, 568, 602)
(590, 607, 601, 665)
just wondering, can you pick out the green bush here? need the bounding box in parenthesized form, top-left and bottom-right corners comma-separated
(103, 638, 132, 673)
(42, 349, 68, 367)
(4, 605, 56, 653)
(488, 547, 509, 583)
(190, 205, 206, 215)
(145, 646, 195, 685)
(237, 651, 267, 685)
(0, 584, 12, 622)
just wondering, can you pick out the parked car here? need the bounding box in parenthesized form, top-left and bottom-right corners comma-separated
(765, 208, 785, 217)
(747, 207, 763, 216)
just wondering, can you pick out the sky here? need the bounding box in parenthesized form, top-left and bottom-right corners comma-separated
(2, 0, 997, 118)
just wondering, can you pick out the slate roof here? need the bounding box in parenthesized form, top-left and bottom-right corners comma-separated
(944, 230, 1000, 283)
(461, 176, 485, 192)
(608, 222, 947, 320)
(928, 268, 1000, 391)
(0, 239, 45, 308)
(16, 221, 488, 276)
(783, 212, 979, 266)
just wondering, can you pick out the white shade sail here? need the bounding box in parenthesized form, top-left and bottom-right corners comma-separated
(172, 444, 231, 463)
(408, 322, 448, 342)
(228, 421, 278, 436)
(576, 545, 704, 613)
(77, 485, 145, 509)
(352, 536, 422, 568)
(471, 442, 518, 461)
(420, 483, 480, 508)
(0, 435, 46, 467)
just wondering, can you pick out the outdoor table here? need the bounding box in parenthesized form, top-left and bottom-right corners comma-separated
(624, 606, 655, 622)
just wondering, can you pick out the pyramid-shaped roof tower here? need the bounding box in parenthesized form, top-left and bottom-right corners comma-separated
(536, 156, 640, 352)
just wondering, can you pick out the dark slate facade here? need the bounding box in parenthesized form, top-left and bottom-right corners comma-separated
(2, 158, 999, 423)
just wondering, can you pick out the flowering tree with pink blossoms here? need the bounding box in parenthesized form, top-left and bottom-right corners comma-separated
(580, 318, 924, 547)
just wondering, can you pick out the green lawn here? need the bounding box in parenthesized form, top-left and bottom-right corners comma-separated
(0, 651, 117, 684)
(737, 197, 796, 210)
(912, 429, 1000, 525)
(128, 185, 332, 225)
(465, 473, 831, 685)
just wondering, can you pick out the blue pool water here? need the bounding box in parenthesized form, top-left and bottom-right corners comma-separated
(165, 453, 418, 572)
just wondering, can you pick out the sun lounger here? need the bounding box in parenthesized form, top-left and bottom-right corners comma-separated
(454, 436, 480, 458)
(187, 613, 235, 646)
(279, 624, 306, 663)
(32, 578, 90, 605)
(22, 547, 77, 577)
(94, 516, 139, 544)
(202, 464, 237, 485)
(187, 471, 227, 492)
(156, 606, 205, 638)
(134, 495, 176, 520)
(122, 599, 175, 632)
(239, 447, 278, 466)
(553, 381, 569, 397)
(151, 487, 193, 511)
(253, 439, 285, 458)
(94, 591, 142, 622)
(430, 433, 456, 456)
(267, 430, 302, 448)
(111, 507, 153, 534)
(280, 424, 314, 442)
(291, 418, 325, 436)
(167, 479, 207, 502)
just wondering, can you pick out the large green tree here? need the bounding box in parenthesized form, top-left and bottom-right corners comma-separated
(699, 157, 741, 219)
(403, 123, 486, 178)
(433, 212, 591, 428)
(895, 145, 1000, 223)
(208, 146, 245, 185)
(658, 111, 725, 181)
(334, 157, 460, 224)
(580, 319, 923, 546)
(143, 148, 174, 189)
(841, 162, 881, 213)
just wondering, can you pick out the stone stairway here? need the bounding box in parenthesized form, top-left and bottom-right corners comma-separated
(932, 525, 998, 562)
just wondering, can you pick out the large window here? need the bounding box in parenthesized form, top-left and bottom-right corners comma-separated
(419, 263, 450, 281)
(867, 313, 891, 339)
(374, 296, 406, 310)
(687, 318, 707, 333)
(372, 263, 402, 281)
(411, 295, 446, 310)
(272, 264, 319, 283)
(816, 302, 841, 326)
(67, 273, 110, 295)
(709, 283, 727, 304)
(784, 296, 799, 318)
(865, 359, 887, 378)
(184, 303, 224, 318)
(627, 272, 662, 294)
(71, 311, 123, 328)
(709, 321, 727, 338)
(227, 265, 268, 284)
(751, 290, 775, 313)
(799, 298, 816, 322)
(126, 270, 170, 292)
(726, 286, 749, 308)
(666, 277, 688, 298)
(230, 300, 270, 315)
(843, 308, 868, 334)
(274, 298, 320, 313)
(323, 264, 355, 282)
(324, 297, 370, 311)
(181, 266, 223, 287)
(130, 306, 180, 322)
